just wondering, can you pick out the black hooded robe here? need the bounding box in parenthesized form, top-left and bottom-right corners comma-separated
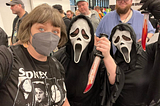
(110, 23, 151, 106)
(54, 15, 125, 106)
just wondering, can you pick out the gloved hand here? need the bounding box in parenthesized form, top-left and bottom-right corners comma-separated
(140, 0, 160, 19)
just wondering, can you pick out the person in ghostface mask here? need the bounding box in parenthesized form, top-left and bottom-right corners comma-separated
(0, 4, 70, 106)
(139, 0, 160, 105)
(110, 23, 152, 106)
(54, 15, 125, 106)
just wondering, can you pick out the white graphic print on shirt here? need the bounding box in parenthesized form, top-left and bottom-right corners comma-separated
(13, 68, 66, 106)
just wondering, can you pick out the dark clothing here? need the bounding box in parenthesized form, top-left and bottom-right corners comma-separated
(149, 17, 159, 33)
(63, 16, 71, 32)
(110, 23, 150, 106)
(54, 15, 124, 106)
(144, 33, 160, 105)
(11, 11, 28, 44)
(113, 45, 150, 106)
(0, 27, 8, 47)
(0, 45, 66, 106)
(54, 47, 104, 106)
(54, 46, 124, 106)
(54, 15, 102, 106)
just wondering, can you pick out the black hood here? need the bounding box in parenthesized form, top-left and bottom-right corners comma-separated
(140, 0, 160, 20)
(110, 23, 137, 70)
(66, 15, 94, 63)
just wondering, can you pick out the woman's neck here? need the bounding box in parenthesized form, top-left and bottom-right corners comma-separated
(26, 44, 47, 62)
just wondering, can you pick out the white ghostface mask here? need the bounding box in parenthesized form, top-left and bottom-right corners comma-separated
(112, 29, 133, 63)
(69, 19, 91, 63)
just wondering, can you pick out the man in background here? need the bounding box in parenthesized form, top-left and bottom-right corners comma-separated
(6, 0, 28, 45)
(66, 10, 74, 20)
(96, 0, 155, 53)
(96, 0, 155, 41)
(76, 0, 100, 33)
(53, 4, 71, 32)
(94, 6, 104, 19)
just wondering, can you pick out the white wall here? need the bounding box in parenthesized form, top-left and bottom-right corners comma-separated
(109, 0, 141, 5)
(31, 0, 71, 13)
(109, 0, 116, 5)
(0, 0, 70, 37)
(132, 0, 141, 3)
(0, 13, 4, 30)
(131, 5, 141, 10)
(0, 0, 32, 37)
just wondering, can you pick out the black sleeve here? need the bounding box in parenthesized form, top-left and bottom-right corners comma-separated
(0, 45, 12, 85)
(146, 42, 157, 63)
(0, 27, 8, 47)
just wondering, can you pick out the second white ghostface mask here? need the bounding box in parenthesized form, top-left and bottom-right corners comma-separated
(112, 29, 133, 63)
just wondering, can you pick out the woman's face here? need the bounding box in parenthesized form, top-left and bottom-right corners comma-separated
(30, 22, 61, 41)
(27, 22, 61, 57)
(35, 88, 45, 103)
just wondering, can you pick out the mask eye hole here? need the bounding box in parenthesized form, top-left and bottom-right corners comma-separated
(70, 28, 79, 37)
(81, 29, 89, 39)
(122, 35, 131, 41)
(114, 36, 120, 43)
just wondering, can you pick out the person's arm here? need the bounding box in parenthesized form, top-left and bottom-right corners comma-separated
(0, 45, 12, 85)
(146, 33, 154, 41)
(138, 33, 154, 42)
(62, 98, 70, 106)
(96, 37, 116, 84)
(138, 19, 155, 42)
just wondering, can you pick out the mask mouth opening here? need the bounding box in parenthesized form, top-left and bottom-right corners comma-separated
(121, 47, 130, 63)
(74, 44, 82, 63)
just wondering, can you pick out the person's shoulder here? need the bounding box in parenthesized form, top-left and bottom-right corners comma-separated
(101, 10, 116, 20)
(105, 10, 116, 16)
(91, 10, 98, 14)
(131, 9, 144, 21)
(91, 10, 99, 16)
(0, 45, 9, 52)
(63, 16, 70, 21)
(63, 17, 71, 25)
(10, 44, 23, 50)
(13, 16, 19, 21)
(0, 27, 8, 44)
(0, 45, 12, 63)
(24, 11, 28, 16)
(132, 9, 143, 16)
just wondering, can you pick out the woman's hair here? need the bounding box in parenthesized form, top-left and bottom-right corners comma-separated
(17, 3, 67, 48)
